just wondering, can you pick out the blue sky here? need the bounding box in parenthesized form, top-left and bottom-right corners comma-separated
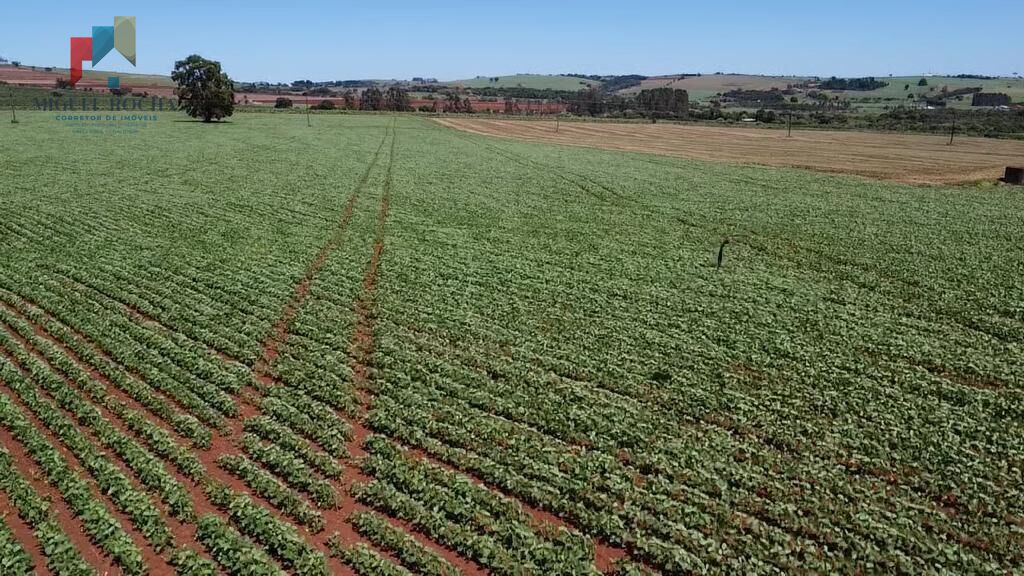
(3, 0, 1020, 82)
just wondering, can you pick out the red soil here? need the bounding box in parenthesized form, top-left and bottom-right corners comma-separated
(212, 124, 447, 574)
(235, 92, 568, 113)
(378, 507, 489, 576)
(0, 65, 174, 96)
(2, 120, 601, 573)
(3, 288, 352, 574)
(0, 375, 151, 574)
(0, 297, 283, 569)
(397, 440, 628, 572)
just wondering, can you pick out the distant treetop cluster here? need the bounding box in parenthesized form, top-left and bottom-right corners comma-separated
(818, 77, 889, 91)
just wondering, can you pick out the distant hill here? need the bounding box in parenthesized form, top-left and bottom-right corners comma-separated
(4, 62, 1020, 107)
(450, 74, 602, 91)
(833, 75, 1024, 101)
(616, 74, 808, 101)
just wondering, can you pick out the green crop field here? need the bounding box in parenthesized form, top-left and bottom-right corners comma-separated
(451, 74, 601, 91)
(0, 111, 1022, 575)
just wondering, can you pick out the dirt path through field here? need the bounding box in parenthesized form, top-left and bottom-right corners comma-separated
(435, 118, 1024, 184)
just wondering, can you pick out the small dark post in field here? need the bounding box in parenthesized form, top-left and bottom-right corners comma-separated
(305, 96, 311, 128)
(948, 114, 956, 145)
(555, 115, 559, 133)
(787, 113, 792, 137)
(716, 239, 730, 270)
(9, 87, 16, 124)
(1004, 166, 1024, 185)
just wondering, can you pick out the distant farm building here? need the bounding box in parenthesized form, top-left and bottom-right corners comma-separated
(972, 93, 1012, 107)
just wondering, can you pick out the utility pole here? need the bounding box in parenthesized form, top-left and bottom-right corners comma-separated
(9, 87, 16, 123)
(787, 113, 792, 137)
(948, 113, 956, 146)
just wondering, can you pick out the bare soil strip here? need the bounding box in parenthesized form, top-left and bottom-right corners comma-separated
(436, 118, 1024, 185)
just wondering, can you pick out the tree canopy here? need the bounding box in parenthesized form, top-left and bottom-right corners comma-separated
(171, 55, 235, 122)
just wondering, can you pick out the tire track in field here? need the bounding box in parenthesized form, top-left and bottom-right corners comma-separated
(252, 123, 392, 392)
(4, 123, 404, 572)
(190, 123, 399, 576)
(7, 280, 581, 574)
(334, 123, 491, 575)
(183, 120, 462, 575)
(351, 122, 627, 573)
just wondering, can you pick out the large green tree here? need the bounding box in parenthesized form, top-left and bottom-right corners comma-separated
(172, 55, 235, 122)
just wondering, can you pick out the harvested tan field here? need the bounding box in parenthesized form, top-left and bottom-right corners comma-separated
(435, 118, 1024, 184)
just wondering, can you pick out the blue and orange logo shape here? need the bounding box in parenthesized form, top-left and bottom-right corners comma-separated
(69, 17, 136, 88)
